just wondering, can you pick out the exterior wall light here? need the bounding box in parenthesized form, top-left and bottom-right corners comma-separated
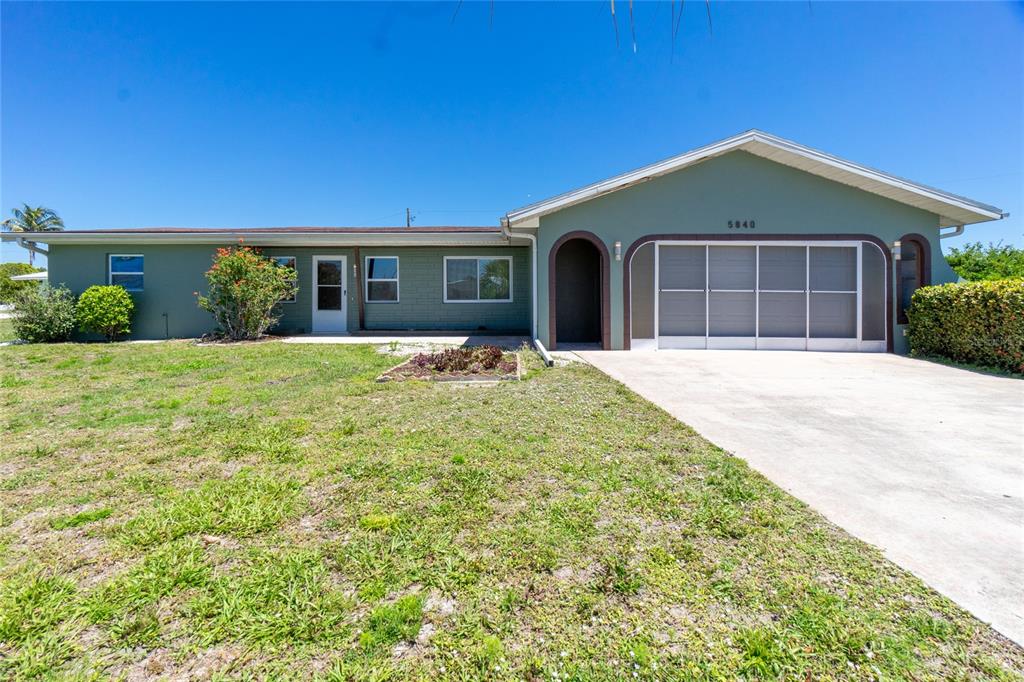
(892, 240, 902, 261)
(614, 241, 622, 261)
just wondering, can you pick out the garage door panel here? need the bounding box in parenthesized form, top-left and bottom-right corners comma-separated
(659, 245, 705, 290)
(659, 291, 706, 336)
(759, 292, 806, 337)
(810, 247, 857, 291)
(709, 246, 756, 290)
(759, 246, 806, 291)
(810, 293, 857, 338)
(861, 245, 886, 341)
(709, 292, 755, 336)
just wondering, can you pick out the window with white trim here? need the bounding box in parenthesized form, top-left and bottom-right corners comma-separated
(365, 256, 399, 302)
(272, 256, 297, 302)
(444, 257, 512, 303)
(109, 254, 144, 291)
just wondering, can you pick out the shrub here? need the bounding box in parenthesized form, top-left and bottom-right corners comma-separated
(907, 278, 1024, 373)
(945, 241, 1024, 281)
(196, 245, 298, 341)
(0, 262, 43, 303)
(11, 284, 76, 343)
(77, 285, 135, 341)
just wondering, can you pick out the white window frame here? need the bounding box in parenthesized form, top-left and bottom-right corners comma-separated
(108, 254, 144, 292)
(442, 256, 514, 304)
(364, 256, 400, 304)
(272, 256, 297, 303)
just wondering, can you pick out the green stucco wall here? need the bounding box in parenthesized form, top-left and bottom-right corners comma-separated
(535, 150, 958, 353)
(47, 244, 530, 339)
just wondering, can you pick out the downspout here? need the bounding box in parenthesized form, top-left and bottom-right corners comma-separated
(353, 246, 365, 331)
(502, 218, 549, 364)
(15, 237, 49, 259)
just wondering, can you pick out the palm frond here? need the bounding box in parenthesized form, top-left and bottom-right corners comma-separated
(610, 0, 619, 47)
(629, 0, 637, 53)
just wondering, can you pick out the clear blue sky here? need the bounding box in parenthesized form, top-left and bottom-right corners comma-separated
(2, 1, 1021, 266)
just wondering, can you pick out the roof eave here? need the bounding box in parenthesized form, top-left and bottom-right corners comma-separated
(506, 130, 1005, 228)
(0, 231, 525, 248)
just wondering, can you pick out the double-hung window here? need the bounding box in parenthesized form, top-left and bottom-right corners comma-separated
(365, 257, 399, 302)
(443, 257, 512, 303)
(109, 255, 144, 291)
(272, 256, 297, 303)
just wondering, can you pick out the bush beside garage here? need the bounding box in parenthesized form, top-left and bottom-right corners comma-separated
(907, 278, 1024, 374)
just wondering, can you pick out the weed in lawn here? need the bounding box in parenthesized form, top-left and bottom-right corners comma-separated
(119, 470, 302, 546)
(49, 508, 112, 530)
(359, 513, 400, 532)
(221, 418, 310, 462)
(189, 548, 352, 646)
(0, 469, 45, 491)
(86, 538, 210, 622)
(108, 605, 161, 648)
(123, 471, 170, 495)
(598, 553, 643, 596)
(737, 627, 800, 678)
(360, 594, 424, 649)
(0, 569, 77, 643)
(907, 612, 955, 641)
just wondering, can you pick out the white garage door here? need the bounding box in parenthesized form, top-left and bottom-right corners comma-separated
(632, 241, 886, 352)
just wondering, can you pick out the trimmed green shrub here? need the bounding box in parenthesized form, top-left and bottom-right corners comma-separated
(0, 263, 43, 303)
(77, 285, 135, 341)
(11, 284, 77, 343)
(197, 245, 298, 340)
(907, 278, 1024, 373)
(945, 241, 1024, 281)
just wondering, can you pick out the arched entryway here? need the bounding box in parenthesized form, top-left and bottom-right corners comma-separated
(548, 231, 610, 350)
(896, 233, 931, 324)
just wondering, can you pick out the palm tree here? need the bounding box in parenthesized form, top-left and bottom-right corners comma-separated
(1, 204, 65, 265)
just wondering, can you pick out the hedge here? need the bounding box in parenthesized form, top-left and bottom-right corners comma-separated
(907, 278, 1024, 374)
(0, 262, 42, 303)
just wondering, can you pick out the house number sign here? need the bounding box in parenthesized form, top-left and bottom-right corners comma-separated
(727, 220, 756, 229)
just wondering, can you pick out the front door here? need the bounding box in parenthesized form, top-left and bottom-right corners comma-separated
(312, 255, 348, 333)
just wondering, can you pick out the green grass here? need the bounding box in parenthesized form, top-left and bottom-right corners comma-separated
(49, 507, 112, 530)
(0, 318, 15, 342)
(0, 339, 1020, 680)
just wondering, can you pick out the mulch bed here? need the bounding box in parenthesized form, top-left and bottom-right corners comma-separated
(378, 350, 520, 383)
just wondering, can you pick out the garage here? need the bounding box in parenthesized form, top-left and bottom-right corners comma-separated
(629, 239, 888, 351)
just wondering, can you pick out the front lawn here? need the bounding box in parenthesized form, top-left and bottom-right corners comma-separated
(0, 342, 1020, 680)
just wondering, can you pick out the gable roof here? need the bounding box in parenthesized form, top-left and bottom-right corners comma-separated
(504, 130, 1006, 229)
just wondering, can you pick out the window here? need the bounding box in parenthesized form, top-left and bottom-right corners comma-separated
(365, 256, 399, 303)
(444, 257, 512, 303)
(272, 256, 297, 303)
(109, 254, 144, 291)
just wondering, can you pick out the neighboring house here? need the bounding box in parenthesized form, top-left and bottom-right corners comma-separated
(1, 131, 1005, 352)
(8, 271, 48, 282)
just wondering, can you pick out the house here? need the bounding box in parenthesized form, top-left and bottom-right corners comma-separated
(2, 131, 1005, 352)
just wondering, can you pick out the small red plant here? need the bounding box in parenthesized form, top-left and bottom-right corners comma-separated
(409, 345, 511, 373)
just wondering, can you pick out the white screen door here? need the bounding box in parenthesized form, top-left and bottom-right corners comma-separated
(312, 255, 348, 333)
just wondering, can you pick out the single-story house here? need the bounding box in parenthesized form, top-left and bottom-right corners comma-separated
(2, 130, 1006, 353)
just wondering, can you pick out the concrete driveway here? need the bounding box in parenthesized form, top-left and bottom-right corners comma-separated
(577, 350, 1024, 645)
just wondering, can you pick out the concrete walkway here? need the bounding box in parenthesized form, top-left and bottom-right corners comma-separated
(282, 333, 528, 348)
(577, 349, 1024, 645)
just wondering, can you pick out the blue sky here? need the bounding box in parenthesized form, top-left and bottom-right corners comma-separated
(2, 1, 1021, 265)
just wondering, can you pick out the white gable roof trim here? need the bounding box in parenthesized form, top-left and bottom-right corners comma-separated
(504, 130, 1006, 229)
